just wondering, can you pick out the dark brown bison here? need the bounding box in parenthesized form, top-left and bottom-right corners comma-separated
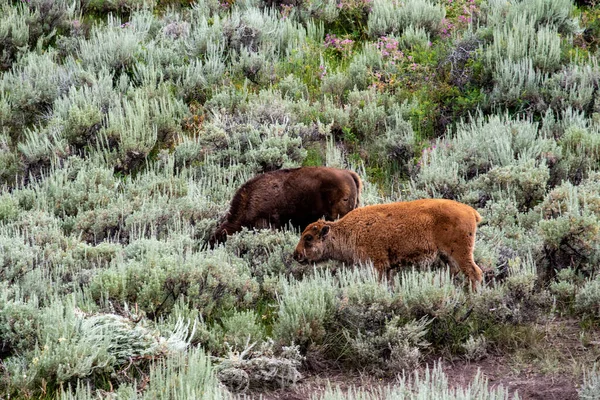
(209, 167, 362, 247)
(293, 199, 483, 290)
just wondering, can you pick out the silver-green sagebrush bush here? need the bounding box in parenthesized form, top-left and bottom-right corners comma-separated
(0, 0, 598, 396)
(273, 268, 338, 348)
(580, 363, 600, 400)
(1, 50, 73, 133)
(368, 0, 445, 38)
(59, 346, 229, 399)
(0, 4, 31, 70)
(224, 228, 299, 280)
(394, 268, 464, 319)
(90, 248, 260, 320)
(215, 339, 303, 392)
(474, 159, 549, 211)
(78, 17, 145, 76)
(538, 176, 600, 276)
(575, 276, 600, 320)
(470, 256, 549, 325)
(312, 362, 517, 400)
(345, 316, 430, 375)
(1, 296, 194, 398)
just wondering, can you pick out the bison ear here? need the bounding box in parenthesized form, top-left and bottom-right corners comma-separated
(320, 225, 330, 238)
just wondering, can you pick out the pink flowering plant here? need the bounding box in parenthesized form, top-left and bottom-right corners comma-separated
(324, 34, 355, 58)
(368, 36, 432, 93)
(376, 36, 406, 68)
(440, 0, 480, 38)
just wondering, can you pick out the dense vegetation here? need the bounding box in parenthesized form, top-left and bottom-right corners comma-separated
(1, 0, 600, 398)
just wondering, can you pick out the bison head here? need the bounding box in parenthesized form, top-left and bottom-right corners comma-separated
(293, 221, 331, 264)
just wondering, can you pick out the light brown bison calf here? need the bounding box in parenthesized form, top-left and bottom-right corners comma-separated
(210, 167, 362, 248)
(293, 199, 483, 290)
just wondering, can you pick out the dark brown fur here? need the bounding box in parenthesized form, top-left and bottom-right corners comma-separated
(293, 199, 483, 290)
(210, 167, 362, 247)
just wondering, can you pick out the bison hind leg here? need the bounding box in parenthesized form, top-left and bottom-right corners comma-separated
(441, 250, 483, 291)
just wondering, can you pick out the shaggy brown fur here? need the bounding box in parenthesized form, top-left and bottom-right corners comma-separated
(210, 167, 362, 248)
(293, 199, 483, 290)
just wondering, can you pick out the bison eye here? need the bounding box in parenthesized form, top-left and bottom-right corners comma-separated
(305, 234, 313, 242)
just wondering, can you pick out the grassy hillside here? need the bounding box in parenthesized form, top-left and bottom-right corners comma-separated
(1, 0, 600, 398)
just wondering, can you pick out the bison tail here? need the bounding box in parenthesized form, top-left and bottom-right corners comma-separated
(474, 209, 482, 224)
(350, 171, 363, 207)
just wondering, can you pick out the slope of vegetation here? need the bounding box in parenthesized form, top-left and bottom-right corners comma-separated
(1, 0, 600, 398)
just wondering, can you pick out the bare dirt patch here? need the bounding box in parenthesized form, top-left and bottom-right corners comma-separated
(440, 356, 578, 400)
(242, 318, 600, 399)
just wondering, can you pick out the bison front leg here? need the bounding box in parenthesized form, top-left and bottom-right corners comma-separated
(209, 222, 240, 248)
(369, 258, 393, 284)
(254, 218, 271, 229)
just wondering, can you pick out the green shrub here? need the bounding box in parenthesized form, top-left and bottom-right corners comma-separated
(368, 0, 445, 38)
(224, 228, 298, 282)
(78, 17, 145, 77)
(0, 296, 40, 356)
(368, 103, 416, 174)
(60, 347, 227, 399)
(278, 74, 309, 101)
(273, 269, 338, 349)
(0, 4, 31, 71)
(344, 316, 430, 375)
(83, 0, 151, 16)
(0, 193, 19, 223)
(179, 50, 226, 102)
(462, 334, 488, 361)
(474, 159, 549, 211)
(547, 63, 600, 114)
(1, 297, 192, 398)
(194, 114, 307, 173)
(18, 126, 71, 178)
(26, 0, 78, 44)
(50, 72, 117, 150)
(411, 149, 467, 199)
(489, 58, 547, 107)
(412, 113, 557, 203)
(506, 0, 579, 35)
(471, 256, 548, 327)
(347, 88, 387, 140)
(399, 25, 431, 49)
(74, 201, 133, 244)
(394, 268, 464, 319)
(90, 249, 259, 320)
(216, 310, 266, 352)
(555, 125, 600, 183)
(296, 0, 340, 24)
(575, 275, 600, 319)
(549, 268, 578, 312)
(538, 181, 600, 277)
(347, 44, 383, 90)
(96, 88, 188, 173)
(1, 50, 73, 134)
